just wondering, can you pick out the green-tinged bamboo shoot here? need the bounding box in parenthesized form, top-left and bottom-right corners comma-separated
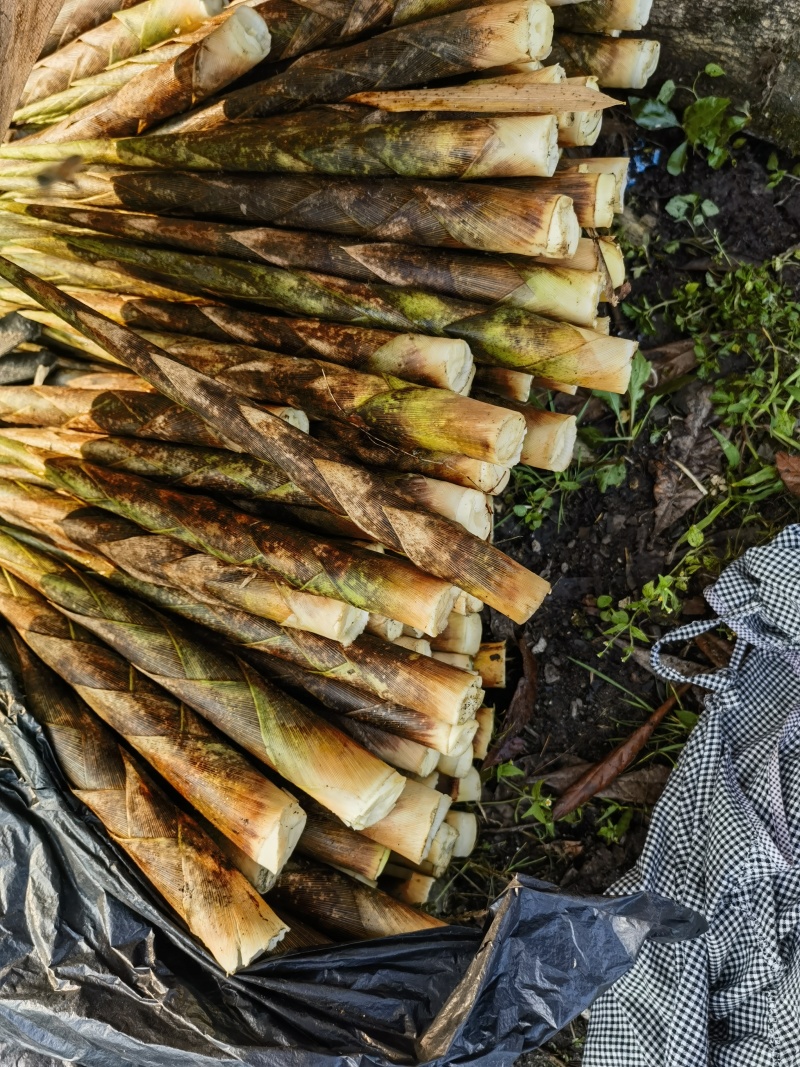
(474, 641, 506, 687)
(163, 0, 555, 132)
(346, 81, 617, 112)
(551, 34, 661, 89)
(40, 0, 143, 58)
(445, 810, 478, 857)
(430, 612, 483, 656)
(128, 330, 526, 465)
(335, 715, 440, 776)
(437, 745, 473, 778)
(0, 565, 305, 871)
(553, 0, 652, 33)
(314, 421, 512, 496)
(473, 705, 494, 760)
(272, 863, 445, 938)
(557, 155, 629, 212)
(11, 632, 286, 970)
(0, 258, 552, 621)
(14, 109, 562, 180)
(0, 530, 406, 829)
(473, 396, 577, 471)
(32, 7, 272, 145)
(20, 0, 223, 108)
(362, 778, 451, 863)
(472, 367, 533, 403)
(299, 807, 390, 881)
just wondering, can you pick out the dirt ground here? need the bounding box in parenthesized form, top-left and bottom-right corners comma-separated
(444, 115, 800, 1065)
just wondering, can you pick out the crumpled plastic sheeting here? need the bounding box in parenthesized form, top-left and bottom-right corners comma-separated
(0, 650, 705, 1067)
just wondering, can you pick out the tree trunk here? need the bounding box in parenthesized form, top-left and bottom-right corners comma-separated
(0, 0, 62, 139)
(650, 0, 800, 154)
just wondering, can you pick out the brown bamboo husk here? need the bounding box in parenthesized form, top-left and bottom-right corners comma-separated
(40, 0, 142, 58)
(361, 778, 451, 863)
(504, 172, 618, 228)
(313, 421, 513, 496)
(0, 258, 551, 622)
(131, 330, 528, 466)
(430, 612, 483, 656)
(472, 367, 533, 403)
(553, 0, 652, 34)
(472, 396, 577, 471)
(163, 0, 556, 132)
(272, 910, 334, 953)
(346, 81, 617, 112)
(437, 765, 482, 803)
(0, 560, 306, 872)
(271, 863, 445, 939)
(557, 155, 629, 212)
(472, 705, 495, 760)
(28, 7, 272, 145)
(531, 375, 577, 394)
(437, 745, 473, 779)
(384, 871, 436, 905)
(444, 810, 478, 857)
(9, 628, 286, 970)
(474, 641, 506, 687)
(0, 529, 406, 830)
(551, 34, 661, 89)
(20, 0, 224, 108)
(298, 808, 390, 882)
(334, 716, 440, 776)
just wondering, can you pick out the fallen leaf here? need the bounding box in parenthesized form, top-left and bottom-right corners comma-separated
(776, 452, 800, 497)
(643, 340, 698, 387)
(598, 764, 671, 806)
(483, 637, 537, 768)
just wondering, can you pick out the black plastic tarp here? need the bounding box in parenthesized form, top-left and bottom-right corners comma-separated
(0, 650, 705, 1067)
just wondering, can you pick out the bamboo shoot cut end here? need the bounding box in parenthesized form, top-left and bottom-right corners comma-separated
(520, 409, 577, 472)
(362, 779, 451, 865)
(558, 109, 602, 147)
(432, 651, 474, 672)
(467, 116, 560, 179)
(393, 635, 432, 656)
(194, 7, 272, 98)
(445, 810, 478, 858)
(446, 718, 480, 758)
(599, 236, 626, 288)
(341, 767, 407, 832)
(265, 406, 309, 432)
(366, 614, 404, 641)
(473, 706, 495, 760)
(438, 745, 474, 779)
(385, 871, 436, 906)
(545, 195, 581, 258)
(431, 611, 483, 656)
(524, 0, 555, 60)
(454, 766, 482, 804)
(372, 335, 473, 394)
(255, 798, 307, 874)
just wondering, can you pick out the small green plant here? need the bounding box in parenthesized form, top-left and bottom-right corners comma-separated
(766, 151, 800, 190)
(491, 763, 583, 840)
(596, 800, 634, 845)
(629, 63, 749, 174)
(505, 466, 588, 532)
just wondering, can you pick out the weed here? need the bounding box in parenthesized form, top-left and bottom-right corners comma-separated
(596, 800, 635, 845)
(629, 64, 749, 173)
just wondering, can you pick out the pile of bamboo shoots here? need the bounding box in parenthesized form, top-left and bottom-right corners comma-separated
(0, 0, 659, 973)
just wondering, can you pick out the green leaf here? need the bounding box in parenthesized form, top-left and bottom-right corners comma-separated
(704, 62, 725, 77)
(628, 350, 653, 406)
(497, 762, 524, 779)
(657, 79, 676, 104)
(628, 96, 681, 130)
(596, 595, 613, 608)
(666, 194, 697, 221)
(710, 426, 741, 467)
(683, 95, 732, 146)
(701, 199, 720, 217)
(595, 461, 628, 493)
(686, 524, 705, 548)
(667, 140, 689, 175)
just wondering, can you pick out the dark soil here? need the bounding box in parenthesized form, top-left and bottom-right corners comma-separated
(452, 116, 800, 1066)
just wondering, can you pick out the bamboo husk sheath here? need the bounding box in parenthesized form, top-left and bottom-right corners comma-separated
(333, 715, 440, 776)
(10, 108, 562, 180)
(0, 258, 551, 621)
(40, 0, 142, 58)
(0, 530, 406, 829)
(346, 81, 618, 112)
(9, 286, 476, 393)
(0, 203, 601, 328)
(20, 0, 224, 108)
(9, 629, 286, 970)
(299, 808, 390, 881)
(472, 367, 533, 402)
(26, 6, 273, 145)
(0, 311, 40, 356)
(126, 331, 527, 465)
(551, 34, 661, 89)
(473, 705, 494, 759)
(0, 473, 369, 644)
(163, 0, 555, 132)
(0, 565, 306, 871)
(272, 864, 445, 939)
(0, 171, 579, 260)
(553, 0, 652, 33)
(1, 453, 461, 635)
(0, 233, 633, 388)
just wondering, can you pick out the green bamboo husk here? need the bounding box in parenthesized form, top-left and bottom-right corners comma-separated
(161, 0, 555, 132)
(20, 0, 224, 108)
(0, 257, 551, 622)
(0, 231, 632, 387)
(0, 529, 406, 829)
(22, 6, 273, 145)
(0, 560, 306, 870)
(0, 445, 461, 635)
(0, 518, 485, 730)
(7, 106, 561, 179)
(553, 0, 652, 33)
(0, 203, 601, 327)
(0, 473, 368, 644)
(7, 624, 287, 970)
(0, 170, 578, 259)
(125, 330, 527, 465)
(271, 863, 445, 938)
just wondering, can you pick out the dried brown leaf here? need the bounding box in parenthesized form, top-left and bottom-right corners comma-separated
(483, 636, 537, 768)
(776, 452, 800, 497)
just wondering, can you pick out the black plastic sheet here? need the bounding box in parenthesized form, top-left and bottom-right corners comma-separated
(0, 650, 705, 1067)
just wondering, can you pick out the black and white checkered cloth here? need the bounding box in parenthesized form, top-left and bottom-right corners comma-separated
(584, 525, 800, 1067)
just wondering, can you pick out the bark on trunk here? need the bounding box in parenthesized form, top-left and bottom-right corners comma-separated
(0, 0, 62, 138)
(649, 0, 800, 154)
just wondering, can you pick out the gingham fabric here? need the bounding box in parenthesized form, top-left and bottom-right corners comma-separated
(584, 525, 800, 1067)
